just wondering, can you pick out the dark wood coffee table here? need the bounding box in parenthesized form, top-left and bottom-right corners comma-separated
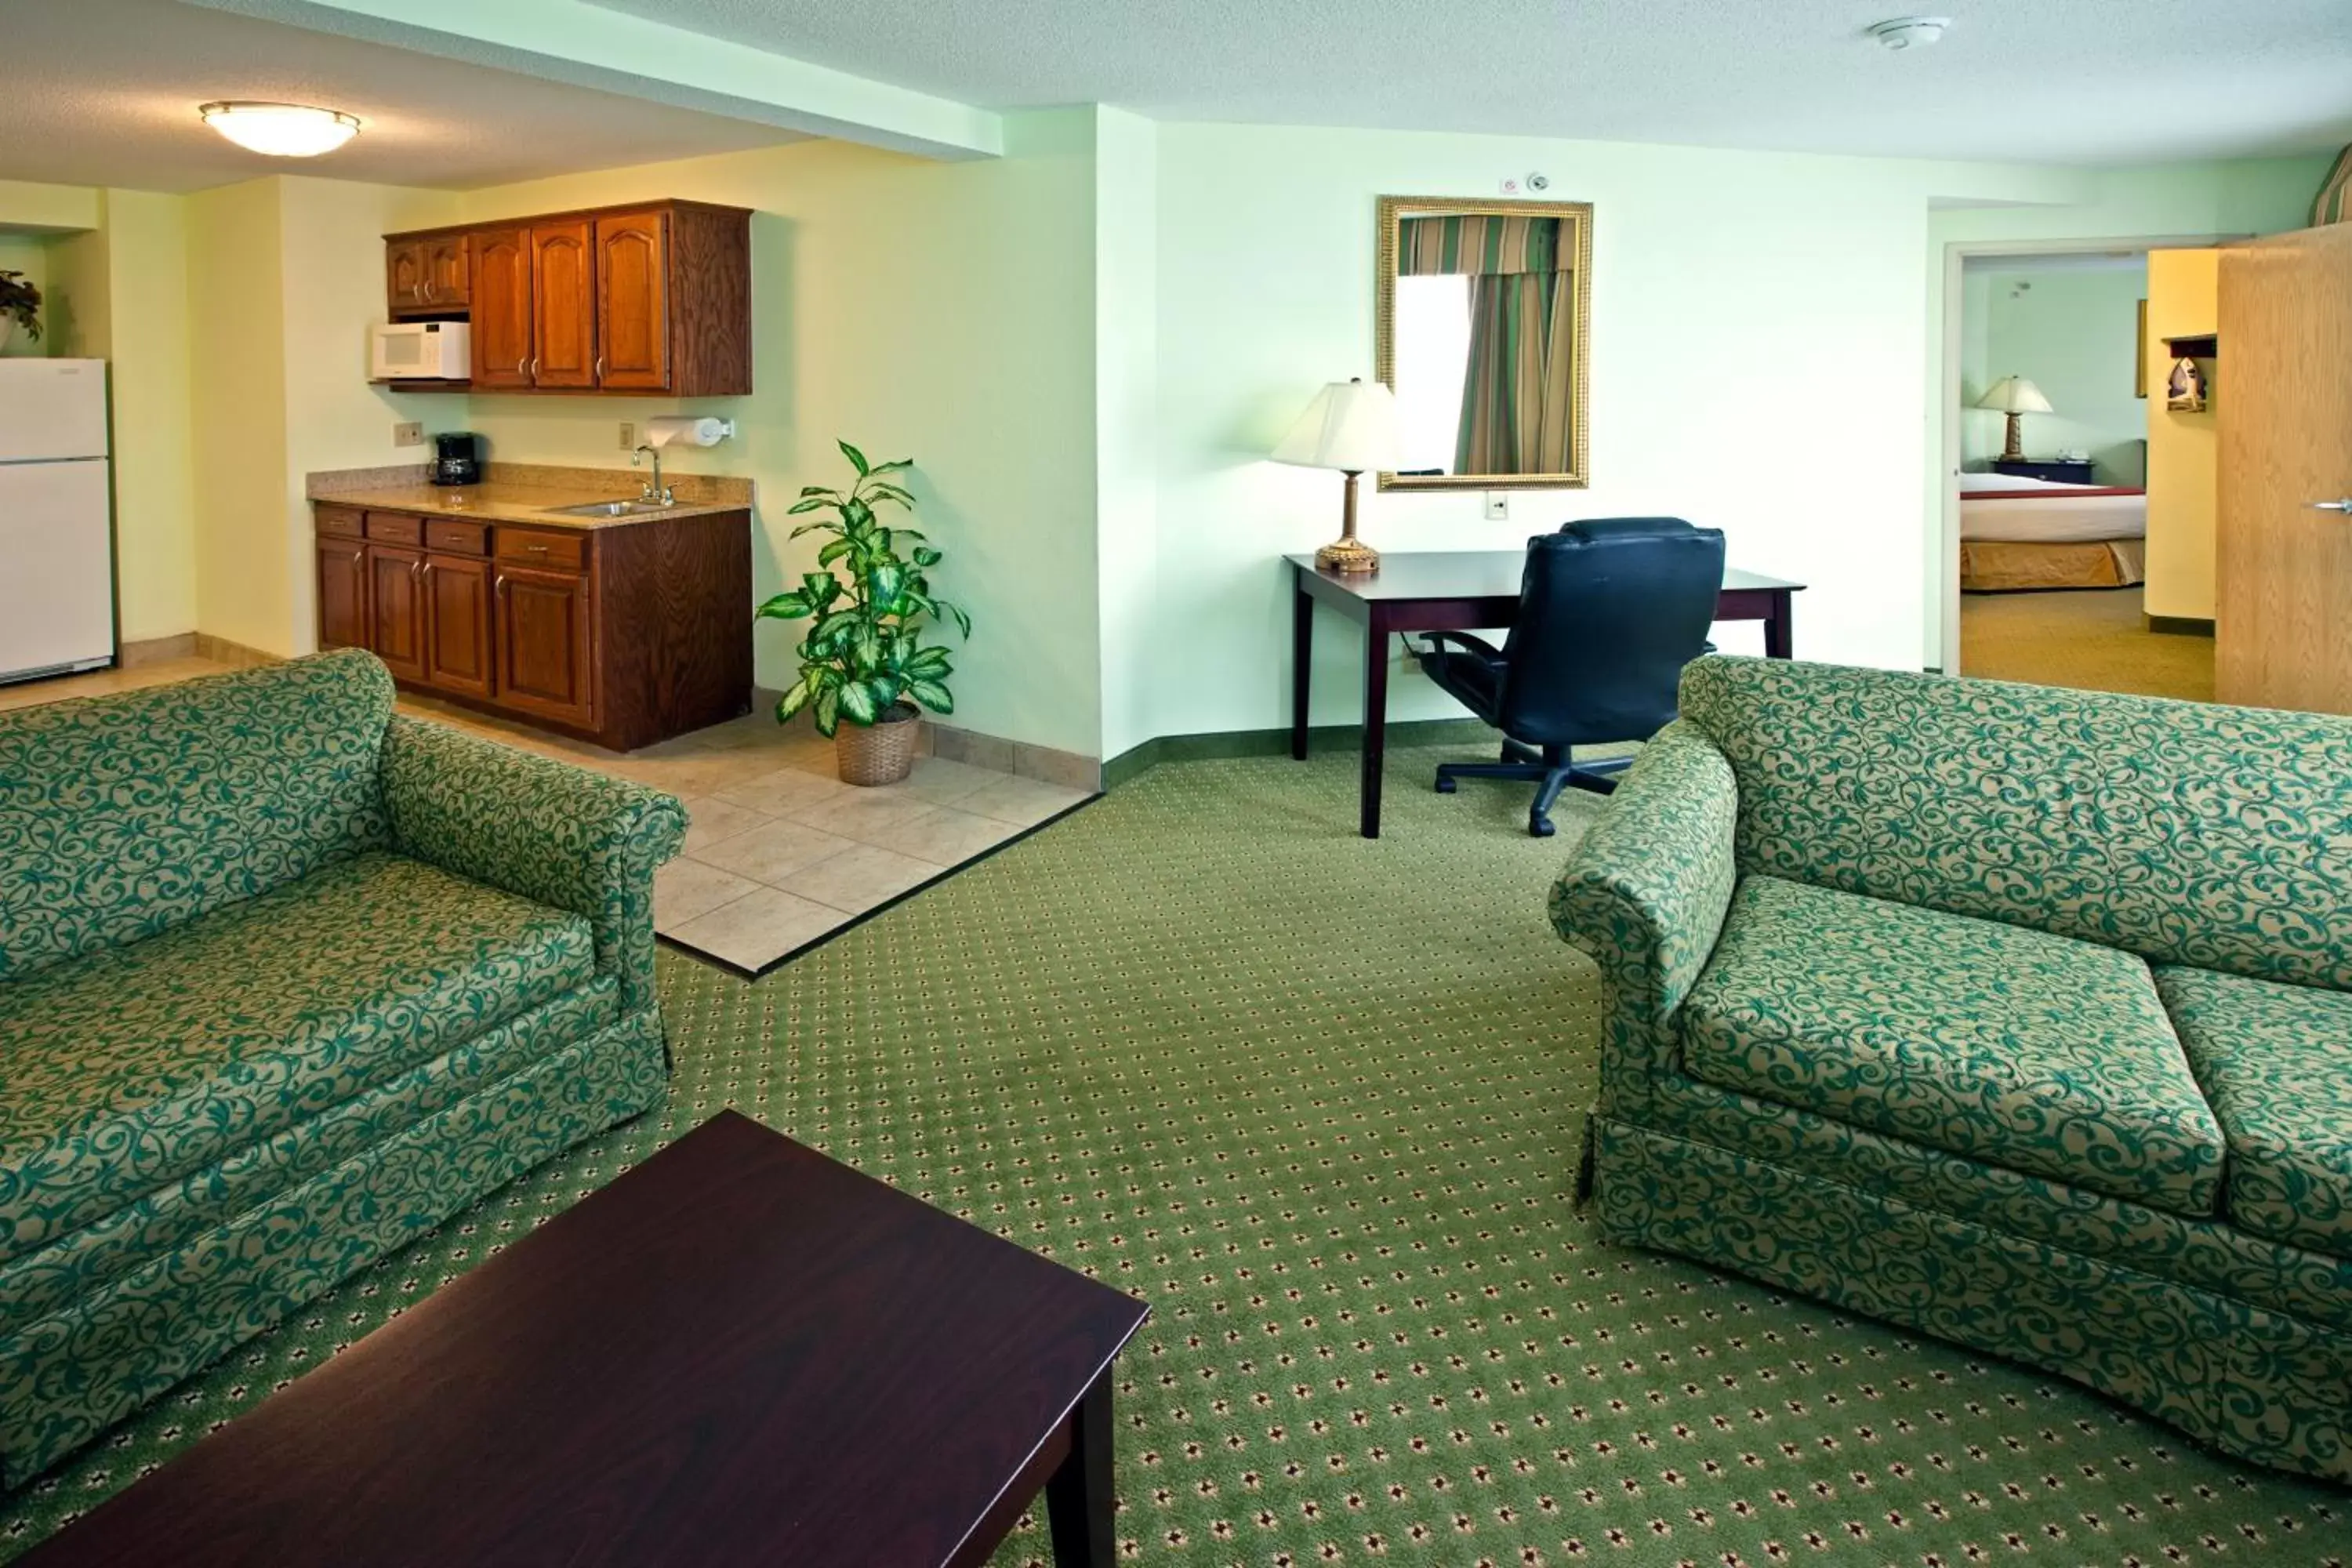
(20, 1111, 1149, 1567)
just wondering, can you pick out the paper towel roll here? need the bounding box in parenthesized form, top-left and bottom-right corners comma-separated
(644, 416, 735, 448)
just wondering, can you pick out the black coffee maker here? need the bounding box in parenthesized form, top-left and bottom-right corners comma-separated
(430, 431, 481, 487)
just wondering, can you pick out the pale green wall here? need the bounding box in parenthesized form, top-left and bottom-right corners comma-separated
(187, 180, 293, 656)
(441, 114, 1105, 757)
(1152, 122, 1955, 742)
(1094, 107, 1160, 762)
(1961, 263, 2147, 482)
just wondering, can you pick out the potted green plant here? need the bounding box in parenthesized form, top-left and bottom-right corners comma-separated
(757, 441, 971, 786)
(0, 272, 42, 353)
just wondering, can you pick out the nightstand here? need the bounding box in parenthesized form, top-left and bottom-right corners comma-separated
(1993, 457, 2096, 485)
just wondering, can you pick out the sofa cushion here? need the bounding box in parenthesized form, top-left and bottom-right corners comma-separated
(0, 850, 601, 1265)
(0, 650, 395, 984)
(1679, 876, 2224, 1215)
(1675, 656, 2352, 992)
(2158, 965, 2352, 1260)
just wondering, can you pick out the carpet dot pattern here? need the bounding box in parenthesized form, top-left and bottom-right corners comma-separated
(5, 745, 2347, 1565)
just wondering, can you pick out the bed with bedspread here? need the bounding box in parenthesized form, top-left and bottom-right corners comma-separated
(1960, 472, 2147, 592)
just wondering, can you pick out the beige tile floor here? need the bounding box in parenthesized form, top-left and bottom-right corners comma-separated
(2, 659, 1093, 974)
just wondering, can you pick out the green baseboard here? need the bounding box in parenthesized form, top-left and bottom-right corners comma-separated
(1103, 718, 1496, 790)
(2147, 615, 2216, 638)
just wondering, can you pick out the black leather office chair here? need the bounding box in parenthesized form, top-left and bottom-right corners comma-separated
(1418, 517, 1726, 837)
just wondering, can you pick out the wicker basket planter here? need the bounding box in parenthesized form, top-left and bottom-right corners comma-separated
(835, 703, 921, 786)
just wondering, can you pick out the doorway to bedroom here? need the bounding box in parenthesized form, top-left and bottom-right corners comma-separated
(1953, 248, 2215, 702)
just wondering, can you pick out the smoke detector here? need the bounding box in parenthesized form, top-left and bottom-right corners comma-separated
(1868, 16, 1951, 50)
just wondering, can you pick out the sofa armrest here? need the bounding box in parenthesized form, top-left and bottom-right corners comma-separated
(1548, 720, 1738, 1095)
(379, 717, 687, 1013)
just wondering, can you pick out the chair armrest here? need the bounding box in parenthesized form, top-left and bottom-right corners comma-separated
(1547, 720, 1738, 1106)
(1417, 629, 1505, 662)
(379, 717, 687, 1014)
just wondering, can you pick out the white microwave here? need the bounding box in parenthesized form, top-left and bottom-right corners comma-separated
(370, 321, 470, 381)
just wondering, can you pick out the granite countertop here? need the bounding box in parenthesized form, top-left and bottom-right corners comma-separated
(307, 463, 755, 532)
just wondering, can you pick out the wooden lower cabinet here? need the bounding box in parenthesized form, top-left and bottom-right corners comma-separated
(366, 544, 426, 683)
(316, 536, 369, 649)
(493, 564, 594, 727)
(422, 556, 496, 699)
(313, 504, 752, 750)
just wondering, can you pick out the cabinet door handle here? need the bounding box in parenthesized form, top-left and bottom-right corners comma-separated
(593, 354, 603, 379)
(530, 357, 539, 379)
(421, 281, 434, 303)
(525, 543, 549, 555)
(516, 357, 527, 376)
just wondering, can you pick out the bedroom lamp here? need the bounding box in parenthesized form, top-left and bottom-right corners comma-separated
(1275, 378, 1401, 574)
(1975, 376, 2055, 463)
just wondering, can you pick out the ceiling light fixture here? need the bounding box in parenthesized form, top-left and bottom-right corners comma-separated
(1867, 16, 1951, 50)
(198, 101, 361, 158)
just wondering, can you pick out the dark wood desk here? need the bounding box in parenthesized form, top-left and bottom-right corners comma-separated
(1287, 550, 1804, 838)
(21, 1111, 1149, 1568)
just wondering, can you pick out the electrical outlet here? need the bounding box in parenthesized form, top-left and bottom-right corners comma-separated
(1484, 492, 1509, 521)
(392, 421, 423, 448)
(619, 422, 636, 450)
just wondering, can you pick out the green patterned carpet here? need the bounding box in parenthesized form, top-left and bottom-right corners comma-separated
(6, 746, 2350, 1564)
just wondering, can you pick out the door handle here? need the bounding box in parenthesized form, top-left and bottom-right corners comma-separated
(516, 357, 527, 376)
(2306, 499, 2352, 514)
(421, 281, 434, 303)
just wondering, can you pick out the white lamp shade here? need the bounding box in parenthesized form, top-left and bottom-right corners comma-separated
(1272, 379, 1401, 473)
(1974, 376, 2054, 415)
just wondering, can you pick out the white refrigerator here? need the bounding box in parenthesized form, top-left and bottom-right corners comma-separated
(0, 359, 114, 684)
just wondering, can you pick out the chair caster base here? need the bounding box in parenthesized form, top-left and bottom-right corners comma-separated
(1528, 815, 1557, 838)
(1434, 776, 1457, 794)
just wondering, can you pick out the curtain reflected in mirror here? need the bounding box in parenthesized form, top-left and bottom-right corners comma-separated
(1375, 198, 1592, 491)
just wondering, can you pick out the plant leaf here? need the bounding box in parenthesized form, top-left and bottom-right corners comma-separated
(813, 684, 840, 737)
(838, 439, 870, 477)
(755, 590, 812, 619)
(869, 458, 913, 474)
(817, 538, 852, 568)
(908, 678, 953, 714)
(787, 499, 831, 515)
(775, 675, 814, 723)
(911, 546, 942, 568)
(836, 678, 877, 726)
(906, 644, 951, 677)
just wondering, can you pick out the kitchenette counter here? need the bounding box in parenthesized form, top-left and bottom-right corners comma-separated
(307, 462, 754, 530)
(307, 460, 753, 750)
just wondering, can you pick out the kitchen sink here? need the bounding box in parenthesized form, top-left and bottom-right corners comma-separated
(543, 499, 673, 518)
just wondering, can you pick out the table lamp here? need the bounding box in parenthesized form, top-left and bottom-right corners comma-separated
(1274, 378, 1400, 574)
(1974, 376, 2053, 463)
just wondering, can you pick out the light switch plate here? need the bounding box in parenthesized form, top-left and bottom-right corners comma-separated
(619, 422, 636, 449)
(1484, 492, 1509, 521)
(392, 421, 423, 448)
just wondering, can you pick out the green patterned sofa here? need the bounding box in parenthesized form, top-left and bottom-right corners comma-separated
(1550, 655, 2352, 1482)
(0, 649, 684, 1485)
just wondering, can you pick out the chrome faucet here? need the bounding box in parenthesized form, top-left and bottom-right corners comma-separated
(630, 444, 673, 506)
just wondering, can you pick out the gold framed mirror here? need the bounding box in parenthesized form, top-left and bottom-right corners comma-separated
(1374, 195, 1592, 492)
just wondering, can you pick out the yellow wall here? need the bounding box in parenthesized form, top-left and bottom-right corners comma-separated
(2144, 248, 2220, 623)
(187, 180, 293, 654)
(273, 177, 466, 651)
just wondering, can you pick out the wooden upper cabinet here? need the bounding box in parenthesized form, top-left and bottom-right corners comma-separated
(595, 209, 670, 391)
(423, 235, 470, 310)
(386, 238, 430, 315)
(388, 200, 751, 396)
(531, 220, 597, 390)
(470, 227, 533, 390)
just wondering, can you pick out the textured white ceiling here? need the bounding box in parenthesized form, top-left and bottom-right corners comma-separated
(0, 0, 800, 194)
(586, 0, 2352, 164)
